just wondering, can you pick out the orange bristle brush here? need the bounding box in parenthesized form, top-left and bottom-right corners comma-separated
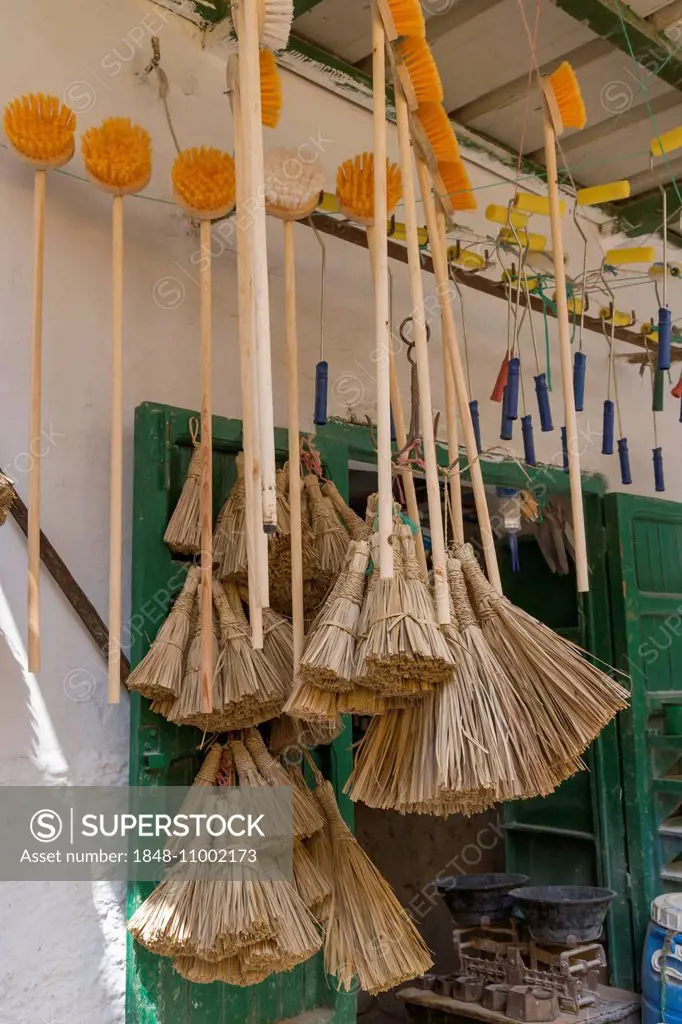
(4, 93, 76, 671)
(436, 159, 477, 214)
(539, 60, 589, 594)
(259, 49, 282, 128)
(413, 102, 460, 166)
(376, 0, 426, 40)
(172, 147, 236, 713)
(336, 152, 402, 227)
(82, 118, 151, 702)
(395, 36, 443, 108)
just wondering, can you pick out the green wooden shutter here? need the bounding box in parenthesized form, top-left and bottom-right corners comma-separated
(125, 402, 356, 1024)
(606, 492, 682, 973)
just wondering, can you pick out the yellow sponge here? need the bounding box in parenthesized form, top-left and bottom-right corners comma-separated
(577, 180, 630, 206)
(486, 204, 528, 228)
(604, 247, 656, 265)
(514, 192, 565, 217)
(651, 126, 682, 158)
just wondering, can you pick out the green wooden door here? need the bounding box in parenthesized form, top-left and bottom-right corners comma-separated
(126, 401, 356, 1024)
(503, 490, 634, 989)
(606, 492, 682, 974)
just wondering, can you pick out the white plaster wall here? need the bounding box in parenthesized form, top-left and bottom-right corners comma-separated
(0, 1, 680, 1020)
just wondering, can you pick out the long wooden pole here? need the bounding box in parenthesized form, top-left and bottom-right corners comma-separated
(231, 60, 264, 648)
(240, 0, 278, 536)
(108, 193, 124, 701)
(394, 83, 449, 622)
(387, 348, 427, 576)
(199, 218, 213, 712)
(372, 1, 393, 579)
(283, 219, 304, 670)
(417, 158, 502, 594)
(543, 116, 589, 593)
(28, 168, 46, 673)
(436, 206, 464, 547)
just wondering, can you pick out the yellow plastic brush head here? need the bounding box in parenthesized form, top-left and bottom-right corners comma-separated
(651, 126, 682, 158)
(336, 152, 402, 226)
(604, 246, 656, 266)
(172, 147, 236, 220)
(260, 50, 282, 129)
(4, 93, 75, 168)
(436, 160, 477, 212)
(499, 227, 547, 252)
(81, 118, 151, 195)
(264, 145, 325, 220)
(396, 37, 443, 105)
(576, 180, 630, 206)
(485, 204, 528, 228)
(514, 192, 564, 217)
(544, 61, 587, 133)
(414, 103, 459, 164)
(379, 0, 425, 39)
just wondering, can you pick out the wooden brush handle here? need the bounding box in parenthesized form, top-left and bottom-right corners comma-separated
(367, 225, 426, 577)
(371, 1, 394, 580)
(436, 206, 464, 548)
(239, 0, 278, 537)
(394, 83, 449, 624)
(283, 218, 305, 670)
(108, 193, 124, 701)
(199, 218, 213, 713)
(416, 157, 503, 595)
(543, 116, 589, 593)
(28, 168, 46, 673)
(231, 60, 264, 647)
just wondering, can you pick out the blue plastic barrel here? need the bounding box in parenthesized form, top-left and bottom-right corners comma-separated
(642, 894, 682, 1024)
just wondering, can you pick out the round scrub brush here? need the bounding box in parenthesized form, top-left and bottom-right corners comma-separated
(172, 146, 236, 715)
(539, 60, 589, 593)
(259, 50, 282, 129)
(412, 102, 460, 166)
(336, 152, 402, 227)
(81, 117, 151, 703)
(4, 93, 76, 672)
(265, 146, 326, 670)
(232, 0, 294, 53)
(394, 36, 443, 109)
(376, 0, 425, 40)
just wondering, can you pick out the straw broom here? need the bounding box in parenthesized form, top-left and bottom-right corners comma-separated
(304, 473, 349, 580)
(311, 763, 433, 994)
(226, 585, 289, 722)
(127, 567, 200, 700)
(457, 542, 628, 763)
(165, 593, 220, 727)
(244, 728, 325, 839)
(213, 453, 249, 580)
(163, 419, 202, 555)
(321, 480, 372, 541)
(284, 676, 339, 725)
(298, 540, 370, 693)
(293, 840, 332, 918)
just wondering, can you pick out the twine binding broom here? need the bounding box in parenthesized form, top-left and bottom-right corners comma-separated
(321, 480, 372, 541)
(298, 539, 370, 693)
(165, 591, 220, 728)
(163, 419, 202, 555)
(308, 758, 433, 994)
(458, 542, 628, 763)
(304, 473, 349, 580)
(127, 567, 200, 700)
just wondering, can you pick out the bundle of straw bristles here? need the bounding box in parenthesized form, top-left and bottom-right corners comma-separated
(128, 733, 433, 994)
(284, 497, 629, 819)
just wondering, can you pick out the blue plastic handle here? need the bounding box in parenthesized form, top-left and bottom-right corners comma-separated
(500, 387, 513, 441)
(504, 358, 521, 420)
(654, 447, 665, 492)
(573, 351, 587, 412)
(522, 414, 536, 466)
(508, 533, 520, 573)
(534, 373, 553, 432)
(390, 407, 396, 443)
(602, 399, 615, 455)
(618, 438, 632, 486)
(469, 399, 482, 454)
(561, 427, 569, 473)
(658, 307, 672, 371)
(313, 360, 329, 426)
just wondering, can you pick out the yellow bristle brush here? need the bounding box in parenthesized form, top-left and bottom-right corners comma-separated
(412, 103, 460, 166)
(82, 117, 151, 702)
(264, 146, 326, 668)
(538, 59, 589, 593)
(394, 36, 443, 110)
(259, 49, 282, 128)
(336, 152, 402, 227)
(435, 159, 477, 215)
(172, 147, 236, 714)
(376, 0, 425, 41)
(4, 93, 76, 671)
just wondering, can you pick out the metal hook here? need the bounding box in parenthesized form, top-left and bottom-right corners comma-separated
(399, 315, 432, 444)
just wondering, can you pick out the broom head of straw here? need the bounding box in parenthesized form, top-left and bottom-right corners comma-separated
(4, 93, 75, 168)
